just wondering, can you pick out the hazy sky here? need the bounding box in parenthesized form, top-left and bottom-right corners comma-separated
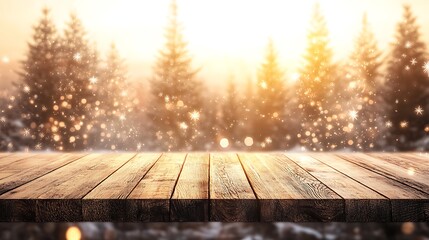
(1, 0, 429, 87)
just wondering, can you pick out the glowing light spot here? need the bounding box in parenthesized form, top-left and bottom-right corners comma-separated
(23, 85, 30, 93)
(260, 81, 268, 89)
(291, 73, 300, 83)
(89, 76, 98, 84)
(423, 61, 429, 76)
(69, 136, 76, 143)
(414, 106, 424, 115)
(189, 110, 200, 121)
(385, 121, 392, 128)
(66, 226, 82, 240)
(73, 53, 82, 62)
(400, 121, 408, 128)
(2, 56, 10, 64)
(244, 137, 254, 147)
(401, 222, 415, 235)
(179, 122, 188, 130)
(220, 138, 229, 148)
(348, 110, 358, 121)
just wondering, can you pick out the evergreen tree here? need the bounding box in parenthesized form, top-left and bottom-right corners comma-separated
(347, 14, 382, 150)
(240, 77, 256, 149)
(297, 4, 343, 151)
(92, 44, 131, 150)
(16, 8, 61, 150)
(253, 40, 288, 149)
(147, 0, 204, 151)
(0, 94, 27, 151)
(219, 76, 241, 148)
(384, 5, 429, 150)
(55, 14, 99, 151)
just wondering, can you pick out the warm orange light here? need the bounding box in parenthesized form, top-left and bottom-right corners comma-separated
(66, 226, 82, 240)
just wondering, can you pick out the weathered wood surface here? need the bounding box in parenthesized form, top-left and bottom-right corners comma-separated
(0, 152, 428, 222)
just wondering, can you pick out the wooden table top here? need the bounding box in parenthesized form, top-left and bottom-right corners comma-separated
(0, 152, 428, 222)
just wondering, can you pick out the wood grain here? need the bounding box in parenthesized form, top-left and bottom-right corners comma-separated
(314, 153, 429, 221)
(0, 153, 134, 221)
(0, 153, 86, 195)
(337, 153, 429, 194)
(83, 153, 161, 221)
(171, 153, 209, 221)
(0, 152, 428, 222)
(127, 153, 187, 221)
(286, 153, 389, 222)
(210, 153, 258, 221)
(239, 153, 344, 222)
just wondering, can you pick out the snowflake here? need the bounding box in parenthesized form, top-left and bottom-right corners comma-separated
(73, 53, 82, 61)
(410, 58, 417, 65)
(400, 121, 408, 128)
(415, 106, 424, 115)
(348, 110, 358, 120)
(34, 143, 42, 150)
(405, 41, 412, 49)
(23, 85, 30, 93)
(89, 76, 98, 84)
(385, 121, 392, 128)
(189, 110, 200, 121)
(423, 61, 429, 76)
(22, 128, 30, 137)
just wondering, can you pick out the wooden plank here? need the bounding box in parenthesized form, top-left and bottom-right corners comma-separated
(171, 153, 209, 221)
(313, 153, 429, 221)
(239, 153, 344, 222)
(0, 153, 87, 195)
(82, 153, 161, 221)
(399, 153, 429, 165)
(127, 153, 186, 221)
(337, 153, 429, 194)
(368, 153, 429, 173)
(0, 153, 134, 221)
(0, 153, 39, 168)
(210, 153, 258, 221)
(286, 153, 390, 222)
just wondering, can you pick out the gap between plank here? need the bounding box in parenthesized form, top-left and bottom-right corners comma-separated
(335, 153, 429, 197)
(0, 153, 89, 196)
(169, 153, 188, 221)
(80, 153, 139, 200)
(236, 153, 260, 222)
(124, 153, 164, 199)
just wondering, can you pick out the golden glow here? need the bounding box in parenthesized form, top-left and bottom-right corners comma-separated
(65, 226, 82, 240)
(220, 138, 229, 148)
(1, 0, 429, 84)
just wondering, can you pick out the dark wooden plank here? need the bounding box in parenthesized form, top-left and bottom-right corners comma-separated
(286, 153, 390, 222)
(0, 153, 87, 195)
(127, 153, 186, 221)
(337, 153, 429, 194)
(313, 153, 429, 221)
(239, 153, 344, 222)
(82, 153, 161, 221)
(0, 153, 134, 221)
(210, 153, 258, 221)
(171, 153, 209, 222)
